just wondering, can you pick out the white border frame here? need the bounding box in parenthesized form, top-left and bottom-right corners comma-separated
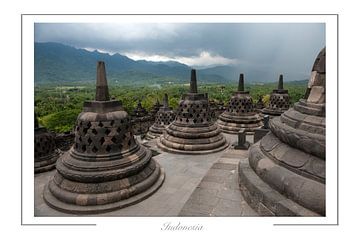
(22, 14, 338, 229)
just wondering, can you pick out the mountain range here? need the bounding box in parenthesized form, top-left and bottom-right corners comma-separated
(34, 42, 306, 85)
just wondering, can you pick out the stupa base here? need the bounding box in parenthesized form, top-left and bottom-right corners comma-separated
(34, 150, 61, 174)
(157, 137, 229, 155)
(43, 163, 165, 214)
(238, 138, 325, 216)
(217, 123, 262, 135)
(217, 113, 263, 135)
(261, 108, 286, 117)
(238, 157, 320, 216)
(146, 125, 165, 139)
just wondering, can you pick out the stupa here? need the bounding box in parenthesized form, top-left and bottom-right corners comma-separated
(43, 61, 165, 214)
(157, 69, 229, 154)
(262, 74, 290, 117)
(209, 100, 226, 121)
(255, 95, 265, 112)
(55, 131, 75, 151)
(147, 94, 175, 139)
(131, 101, 152, 135)
(133, 100, 148, 117)
(149, 99, 162, 119)
(34, 114, 61, 173)
(217, 74, 263, 134)
(238, 48, 326, 216)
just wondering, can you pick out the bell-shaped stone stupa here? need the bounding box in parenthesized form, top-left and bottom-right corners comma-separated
(262, 74, 290, 117)
(43, 61, 165, 214)
(149, 99, 162, 119)
(255, 95, 265, 112)
(34, 114, 61, 173)
(157, 69, 229, 154)
(238, 48, 326, 216)
(131, 101, 152, 135)
(217, 74, 263, 134)
(147, 94, 175, 139)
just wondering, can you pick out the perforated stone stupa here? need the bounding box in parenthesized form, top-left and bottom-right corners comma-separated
(238, 48, 326, 216)
(131, 101, 152, 135)
(262, 74, 290, 117)
(217, 74, 263, 134)
(157, 69, 229, 154)
(34, 114, 61, 173)
(255, 95, 265, 112)
(43, 61, 165, 214)
(149, 99, 162, 119)
(147, 94, 175, 139)
(209, 100, 226, 121)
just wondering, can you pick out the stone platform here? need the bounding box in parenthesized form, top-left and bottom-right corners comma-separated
(179, 148, 257, 216)
(35, 134, 257, 216)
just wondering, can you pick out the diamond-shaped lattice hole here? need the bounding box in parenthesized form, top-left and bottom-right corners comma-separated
(111, 137, 117, 143)
(83, 128, 88, 134)
(78, 136, 82, 142)
(92, 128, 97, 135)
(98, 122, 103, 127)
(92, 146, 98, 153)
(128, 140, 132, 146)
(110, 120, 115, 126)
(81, 145, 86, 152)
(100, 137, 105, 145)
(87, 122, 92, 128)
(117, 127, 121, 133)
(106, 145, 111, 152)
(87, 138, 92, 145)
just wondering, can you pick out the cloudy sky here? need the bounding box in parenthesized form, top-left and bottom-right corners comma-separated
(35, 23, 325, 75)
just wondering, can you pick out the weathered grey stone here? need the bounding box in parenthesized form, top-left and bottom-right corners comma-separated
(131, 101, 153, 135)
(43, 61, 165, 214)
(262, 74, 290, 117)
(34, 114, 61, 173)
(238, 48, 326, 216)
(147, 94, 175, 139)
(234, 129, 250, 149)
(217, 74, 263, 134)
(307, 86, 325, 103)
(95, 61, 109, 101)
(158, 69, 229, 154)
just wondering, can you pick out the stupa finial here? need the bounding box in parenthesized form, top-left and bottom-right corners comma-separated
(238, 73, 244, 92)
(278, 74, 284, 90)
(190, 69, 198, 93)
(95, 61, 110, 101)
(163, 93, 169, 108)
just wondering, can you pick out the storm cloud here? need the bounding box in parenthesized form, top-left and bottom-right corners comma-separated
(35, 23, 325, 77)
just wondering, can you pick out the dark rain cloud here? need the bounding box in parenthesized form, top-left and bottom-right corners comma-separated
(35, 23, 325, 78)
